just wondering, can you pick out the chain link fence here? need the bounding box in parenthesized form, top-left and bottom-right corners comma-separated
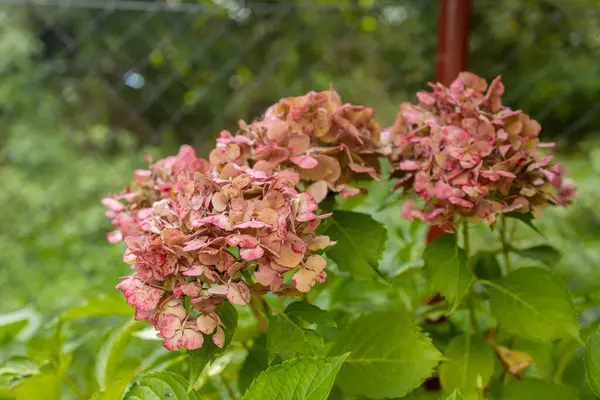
(1, 0, 599, 150)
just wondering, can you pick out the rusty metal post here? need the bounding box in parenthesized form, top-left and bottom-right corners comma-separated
(435, 0, 472, 86)
(427, 0, 472, 244)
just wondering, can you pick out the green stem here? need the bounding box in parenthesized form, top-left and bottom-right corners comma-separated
(463, 221, 479, 332)
(500, 215, 513, 273)
(241, 269, 269, 332)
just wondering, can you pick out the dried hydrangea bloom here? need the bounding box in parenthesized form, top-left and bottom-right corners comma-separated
(110, 150, 334, 351)
(209, 88, 388, 202)
(102, 145, 211, 244)
(387, 72, 576, 231)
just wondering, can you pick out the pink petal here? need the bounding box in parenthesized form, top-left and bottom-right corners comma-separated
(290, 155, 319, 169)
(106, 230, 123, 244)
(226, 234, 259, 248)
(233, 220, 272, 229)
(212, 326, 225, 348)
(102, 198, 125, 212)
(306, 180, 329, 203)
(156, 313, 182, 339)
(196, 313, 219, 334)
(240, 246, 264, 260)
(183, 239, 209, 251)
(449, 196, 474, 208)
(180, 328, 204, 350)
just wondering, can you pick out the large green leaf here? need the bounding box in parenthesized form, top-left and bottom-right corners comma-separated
(423, 234, 473, 312)
(188, 302, 237, 390)
(96, 320, 143, 390)
(324, 211, 387, 279)
(585, 328, 600, 397)
(267, 314, 324, 363)
(329, 308, 441, 398)
(486, 267, 580, 342)
(91, 374, 135, 400)
(504, 212, 543, 236)
(284, 301, 337, 327)
(238, 334, 268, 394)
(500, 378, 579, 400)
(515, 245, 561, 266)
(242, 355, 348, 400)
(124, 372, 200, 400)
(11, 373, 61, 400)
(439, 334, 495, 396)
(60, 296, 133, 321)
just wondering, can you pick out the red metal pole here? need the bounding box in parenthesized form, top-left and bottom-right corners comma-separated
(427, 0, 472, 244)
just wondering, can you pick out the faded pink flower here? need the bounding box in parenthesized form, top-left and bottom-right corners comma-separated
(209, 88, 388, 199)
(387, 72, 576, 231)
(106, 148, 334, 351)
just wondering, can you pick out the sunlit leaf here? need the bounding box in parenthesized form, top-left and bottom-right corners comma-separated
(242, 355, 348, 400)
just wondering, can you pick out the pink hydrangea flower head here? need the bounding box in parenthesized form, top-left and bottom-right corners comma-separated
(387, 72, 576, 231)
(209, 88, 388, 201)
(105, 148, 334, 351)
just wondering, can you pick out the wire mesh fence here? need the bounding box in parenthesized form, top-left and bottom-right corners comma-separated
(1, 0, 599, 151)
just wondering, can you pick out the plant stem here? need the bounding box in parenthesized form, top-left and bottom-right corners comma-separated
(241, 269, 269, 332)
(499, 215, 513, 273)
(61, 373, 86, 400)
(463, 221, 479, 332)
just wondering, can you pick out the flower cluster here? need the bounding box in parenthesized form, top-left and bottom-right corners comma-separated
(104, 146, 334, 350)
(209, 87, 387, 201)
(388, 72, 576, 231)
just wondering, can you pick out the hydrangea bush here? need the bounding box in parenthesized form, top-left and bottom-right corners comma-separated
(9, 74, 600, 400)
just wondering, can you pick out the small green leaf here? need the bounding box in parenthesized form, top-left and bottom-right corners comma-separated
(188, 302, 237, 390)
(500, 378, 579, 400)
(267, 314, 324, 363)
(238, 334, 268, 394)
(486, 267, 580, 342)
(124, 372, 200, 400)
(472, 252, 502, 281)
(60, 296, 132, 321)
(284, 301, 337, 327)
(424, 234, 473, 312)
(324, 211, 387, 279)
(439, 334, 495, 396)
(515, 245, 561, 266)
(445, 390, 466, 400)
(329, 308, 441, 398)
(505, 212, 543, 236)
(0, 357, 39, 377)
(585, 328, 600, 397)
(242, 355, 348, 400)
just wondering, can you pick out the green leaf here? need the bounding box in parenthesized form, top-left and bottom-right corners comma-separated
(188, 302, 237, 390)
(505, 212, 543, 236)
(472, 251, 502, 281)
(445, 390, 466, 400)
(238, 334, 268, 394)
(0, 357, 39, 377)
(500, 378, 579, 400)
(284, 301, 337, 327)
(584, 328, 600, 397)
(0, 308, 40, 343)
(11, 373, 61, 400)
(124, 372, 200, 400)
(267, 314, 324, 363)
(515, 245, 561, 266)
(329, 308, 441, 398)
(91, 374, 134, 400)
(242, 355, 348, 400)
(423, 234, 473, 312)
(486, 267, 580, 342)
(439, 334, 495, 396)
(324, 210, 387, 279)
(60, 296, 132, 321)
(96, 320, 143, 390)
